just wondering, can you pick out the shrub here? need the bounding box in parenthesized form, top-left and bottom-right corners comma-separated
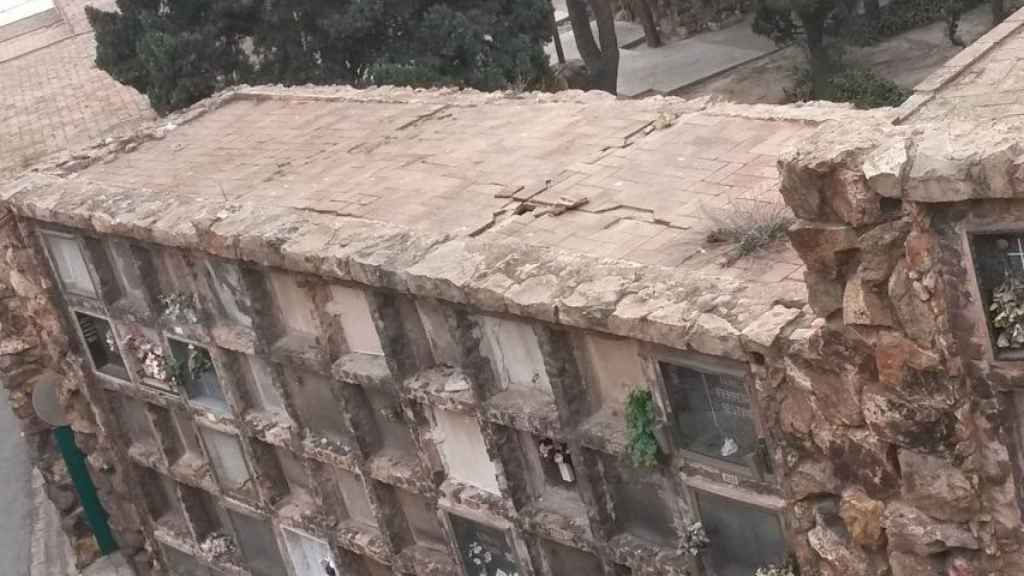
(705, 199, 794, 262)
(625, 389, 659, 469)
(786, 66, 909, 109)
(87, 0, 553, 114)
(842, 0, 998, 46)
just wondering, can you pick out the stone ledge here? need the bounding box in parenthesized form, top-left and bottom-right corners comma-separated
(5, 173, 800, 362)
(781, 116, 1024, 208)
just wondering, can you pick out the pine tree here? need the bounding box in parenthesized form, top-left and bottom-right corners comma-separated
(753, 0, 844, 99)
(88, 0, 553, 115)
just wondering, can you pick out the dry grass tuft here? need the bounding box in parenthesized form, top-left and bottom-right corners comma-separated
(704, 199, 794, 264)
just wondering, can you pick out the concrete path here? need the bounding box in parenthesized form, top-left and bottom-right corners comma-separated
(30, 469, 76, 576)
(617, 17, 778, 97)
(0, 395, 34, 576)
(548, 15, 777, 97)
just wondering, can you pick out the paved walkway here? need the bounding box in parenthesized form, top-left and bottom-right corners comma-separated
(549, 15, 777, 97)
(0, 396, 33, 576)
(30, 469, 76, 576)
(0, 0, 153, 181)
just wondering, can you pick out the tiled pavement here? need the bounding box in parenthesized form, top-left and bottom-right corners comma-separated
(79, 87, 818, 288)
(0, 0, 154, 181)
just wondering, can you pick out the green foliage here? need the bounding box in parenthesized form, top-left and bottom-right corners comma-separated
(88, 0, 553, 114)
(786, 65, 909, 108)
(991, 273, 1024, 350)
(169, 344, 215, 388)
(852, 0, 984, 44)
(88, 0, 257, 114)
(753, 0, 850, 46)
(625, 389, 660, 469)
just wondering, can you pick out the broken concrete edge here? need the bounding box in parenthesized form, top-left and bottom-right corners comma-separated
(0, 172, 808, 365)
(780, 114, 1024, 210)
(895, 6, 1024, 124)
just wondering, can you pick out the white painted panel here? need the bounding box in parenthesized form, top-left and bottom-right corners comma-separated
(247, 356, 286, 413)
(283, 528, 336, 576)
(270, 272, 319, 336)
(328, 285, 384, 355)
(479, 316, 551, 395)
(200, 427, 251, 491)
(336, 469, 377, 528)
(416, 299, 459, 365)
(583, 334, 648, 411)
(206, 261, 250, 327)
(44, 233, 96, 296)
(108, 240, 148, 305)
(433, 409, 499, 493)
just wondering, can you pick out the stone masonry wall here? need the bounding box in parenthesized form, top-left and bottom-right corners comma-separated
(0, 208, 151, 571)
(773, 117, 1024, 576)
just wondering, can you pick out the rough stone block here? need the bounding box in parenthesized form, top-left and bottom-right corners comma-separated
(822, 429, 898, 500)
(839, 488, 885, 550)
(786, 358, 864, 427)
(827, 169, 884, 227)
(883, 502, 978, 556)
(741, 305, 802, 354)
(887, 260, 938, 348)
(861, 387, 957, 452)
(804, 270, 844, 318)
(862, 136, 910, 200)
(887, 551, 941, 576)
(897, 450, 979, 524)
(843, 271, 896, 327)
(808, 523, 871, 576)
(687, 312, 744, 360)
(857, 220, 909, 285)
(787, 222, 858, 277)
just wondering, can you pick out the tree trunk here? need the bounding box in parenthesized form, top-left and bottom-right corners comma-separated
(946, 0, 965, 47)
(799, 8, 831, 99)
(591, 0, 620, 93)
(550, 0, 566, 64)
(566, 0, 620, 94)
(633, 0, 662, 46)
(993, 0, 1006, 24)
(660, 0, 678, 37)
(863, 0, 880, 29)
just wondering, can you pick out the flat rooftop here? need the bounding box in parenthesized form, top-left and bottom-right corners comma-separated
(4, 87, 867, 354)
(73, 88, 822, 281)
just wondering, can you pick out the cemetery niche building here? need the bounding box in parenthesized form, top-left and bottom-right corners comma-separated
(5, 11, 1024, 576)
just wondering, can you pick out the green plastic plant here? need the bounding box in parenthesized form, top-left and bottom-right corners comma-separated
(625, 388, 660, 468)
(170, 344, 215, 388)
(991, 273, 1024, 350)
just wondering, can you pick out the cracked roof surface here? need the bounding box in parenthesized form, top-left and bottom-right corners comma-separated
(3, 86, 858, 355)
(70, 86, 817, 285)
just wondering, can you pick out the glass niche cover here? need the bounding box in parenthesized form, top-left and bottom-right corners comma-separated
(660, 361, 756, 467)
(450, 514, 521, 576)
